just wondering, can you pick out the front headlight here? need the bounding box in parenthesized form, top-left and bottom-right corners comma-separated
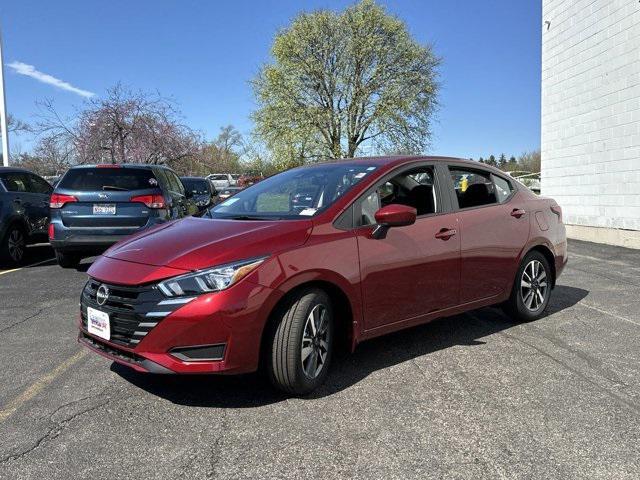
(157, 257, 267, 297)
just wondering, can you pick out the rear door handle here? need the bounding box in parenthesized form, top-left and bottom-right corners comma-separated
(510, 208, 526, 218)
(435, 228, 457, 240)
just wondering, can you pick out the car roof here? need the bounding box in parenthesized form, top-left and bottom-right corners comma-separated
(302, 155, 507, 175)
(69, 163, 169, 170)
(0, 166, 37, 174)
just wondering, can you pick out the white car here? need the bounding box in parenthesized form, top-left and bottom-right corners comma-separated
(207, 173, 237, 189)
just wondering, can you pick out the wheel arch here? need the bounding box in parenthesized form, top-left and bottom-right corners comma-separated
(522, 243, 557, 288)
(258, 276, 357, 371)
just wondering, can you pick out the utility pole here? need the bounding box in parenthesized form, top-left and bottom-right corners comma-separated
(0, 23, 9, 167)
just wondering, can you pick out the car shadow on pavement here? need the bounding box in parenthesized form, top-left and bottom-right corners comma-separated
(112, 285, 588, 407)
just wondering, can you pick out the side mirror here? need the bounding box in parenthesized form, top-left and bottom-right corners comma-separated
(370, 204, 416, 239)
(185, 190, 194, 199)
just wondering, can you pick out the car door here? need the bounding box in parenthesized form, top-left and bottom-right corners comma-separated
(25, 173, 53, 236)
(353, 163, 461, 332)
(1, 172, 42, 235)
(446, 165, 530, 303)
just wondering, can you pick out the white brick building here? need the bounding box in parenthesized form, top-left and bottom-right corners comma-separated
(541, 0, 640, 248)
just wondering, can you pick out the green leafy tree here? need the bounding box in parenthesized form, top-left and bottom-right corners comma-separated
(498, 153, 507, 169)
(252, 0, 440, 164)
(478, 157, 484, 163)
(486, 154, 497, 167)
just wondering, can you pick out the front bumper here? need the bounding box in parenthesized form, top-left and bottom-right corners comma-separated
(78, 276, 275, 375)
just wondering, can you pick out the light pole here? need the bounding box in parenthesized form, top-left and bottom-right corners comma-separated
(0, 23, 9, 167)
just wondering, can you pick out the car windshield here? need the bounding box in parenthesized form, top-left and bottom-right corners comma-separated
(210, 175, 228, 181)
(210, 163, 377, 219)
(182, 178, 210, 194)
(58, 168, 158, 191)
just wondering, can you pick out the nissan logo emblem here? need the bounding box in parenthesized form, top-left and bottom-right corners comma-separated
(96, 285, 110, 306)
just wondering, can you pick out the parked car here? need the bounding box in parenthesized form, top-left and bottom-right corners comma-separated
(49, 164, 197, 268)
(79, 156, 567, 395)
(237, 173, 264, 187)
(215, 186, 242, 203)
(0, 167, 53, 265)
(181, 176, 217, 212)
(206, 173, 236, 189)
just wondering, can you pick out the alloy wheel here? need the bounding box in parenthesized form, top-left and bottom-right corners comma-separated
(520, 259, 548, 311)
(301, 304, 330, 379)
(7, 229, 25, 263)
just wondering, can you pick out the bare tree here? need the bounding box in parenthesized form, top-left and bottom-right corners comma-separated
(36, 84, 203, 169)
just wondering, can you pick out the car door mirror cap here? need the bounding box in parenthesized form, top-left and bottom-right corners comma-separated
(375, 204, 417, 227)
(370, 204, 417, 239)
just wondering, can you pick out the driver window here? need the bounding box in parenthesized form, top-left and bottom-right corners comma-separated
(355, 166, 437, 226)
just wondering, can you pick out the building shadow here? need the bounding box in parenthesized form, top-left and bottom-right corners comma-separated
(112, 285, 589, 408)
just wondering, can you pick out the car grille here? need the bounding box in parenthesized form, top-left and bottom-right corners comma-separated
(80, 279, 187, 348)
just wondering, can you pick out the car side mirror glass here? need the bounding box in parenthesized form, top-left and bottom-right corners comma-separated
(370, 204, 416, 239)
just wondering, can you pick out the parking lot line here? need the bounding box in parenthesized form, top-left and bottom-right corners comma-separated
(0, 350, 87, 423)
(0, 258, 56, 276)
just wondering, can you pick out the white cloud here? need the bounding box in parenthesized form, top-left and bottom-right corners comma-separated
(7, 61, 95, 98)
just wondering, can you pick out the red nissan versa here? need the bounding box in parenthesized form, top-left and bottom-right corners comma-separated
(80, 156, 567, 395)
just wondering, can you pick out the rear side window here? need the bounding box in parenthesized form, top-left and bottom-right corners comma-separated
(492, 174, 514, 202)
(58, 168, 159, 191)
(165, 171, 185, 195)
(449, 167, 499, 209)
(1, 172, 30, 192)
(28, 174, 54, 194)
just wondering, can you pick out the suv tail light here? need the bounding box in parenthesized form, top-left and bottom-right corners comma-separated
(48, 223, 55, 240)
(50, 193, 78, 208)
(130, 194, 165, 209)
(550, 205, 562, 223)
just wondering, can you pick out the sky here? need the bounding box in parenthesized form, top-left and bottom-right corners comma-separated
(1, 0, 542, 159)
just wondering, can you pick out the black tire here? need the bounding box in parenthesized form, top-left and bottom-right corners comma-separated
(503, 251, 552, 322)
(55, 250, 81, 269)
(0, 224, 27, 266)
(267, 288, 334, 395)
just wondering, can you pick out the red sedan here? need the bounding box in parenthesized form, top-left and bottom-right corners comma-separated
(80, 156, 567, 395)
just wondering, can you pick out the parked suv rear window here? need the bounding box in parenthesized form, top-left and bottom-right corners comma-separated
(58, 168, 159, 191)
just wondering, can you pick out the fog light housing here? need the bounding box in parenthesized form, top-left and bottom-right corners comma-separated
(169, 344, 226, 362)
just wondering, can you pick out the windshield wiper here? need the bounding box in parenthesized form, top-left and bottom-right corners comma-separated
(102, 185, 127, 191)
(224, 215, 273, 221)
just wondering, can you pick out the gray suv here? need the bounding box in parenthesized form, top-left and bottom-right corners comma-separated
(0, 167, 53, 265)
(49, 164, 198, 268)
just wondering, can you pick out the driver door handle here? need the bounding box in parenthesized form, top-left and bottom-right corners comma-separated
(435, 228, 457, 240)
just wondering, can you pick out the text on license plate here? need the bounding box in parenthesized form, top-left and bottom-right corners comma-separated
(87, 307, 110, 341)
(93, 204, 116, 215)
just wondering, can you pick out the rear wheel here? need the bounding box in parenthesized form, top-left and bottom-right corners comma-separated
(55, 250, 81, 269)
(503, 251, 552, 322)
(1, 225, 27, 266)
(267, 288, 334, 395)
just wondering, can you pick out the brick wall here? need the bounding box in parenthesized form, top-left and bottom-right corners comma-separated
(541, 0, 640, 231)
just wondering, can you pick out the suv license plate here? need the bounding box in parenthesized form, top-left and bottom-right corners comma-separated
(93, 204, 116, 215)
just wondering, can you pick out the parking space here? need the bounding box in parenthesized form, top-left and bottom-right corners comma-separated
(0, 239, 639, 479)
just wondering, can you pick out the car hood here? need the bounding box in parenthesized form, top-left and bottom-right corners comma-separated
(101, 216, 313, 271)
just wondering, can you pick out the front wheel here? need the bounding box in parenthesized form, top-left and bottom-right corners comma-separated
(503, 251, 552, 322)
(267, 288, 334, 395)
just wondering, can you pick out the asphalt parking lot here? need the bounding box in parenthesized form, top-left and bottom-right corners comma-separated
(0, 239, 638, 479)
